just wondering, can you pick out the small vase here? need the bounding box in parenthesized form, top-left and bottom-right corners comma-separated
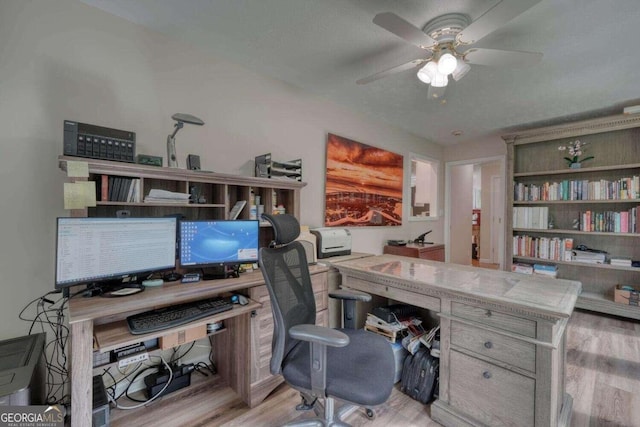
(570, 162, 581, 169)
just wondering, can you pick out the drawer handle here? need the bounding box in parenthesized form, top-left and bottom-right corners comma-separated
(483, 371, 492, 379)
(485, 310, 492, 317)
(484, 341, 493, 349)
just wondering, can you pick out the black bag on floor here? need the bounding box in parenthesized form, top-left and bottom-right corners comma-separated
(400, 348, 439, 404)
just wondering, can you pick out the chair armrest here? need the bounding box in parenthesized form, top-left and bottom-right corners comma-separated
(329, 289, 371, 302)
(289, 324, 349, 347)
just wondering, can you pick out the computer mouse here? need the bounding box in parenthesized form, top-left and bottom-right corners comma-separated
(231, 294, 249, 305)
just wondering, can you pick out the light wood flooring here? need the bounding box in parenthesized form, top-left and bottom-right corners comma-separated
(110, 309, 640, 427)
(471, 259, 500, 269)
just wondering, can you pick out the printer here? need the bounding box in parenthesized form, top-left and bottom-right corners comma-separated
(0, 333, 45, 406)
(310, 228, 352, 259)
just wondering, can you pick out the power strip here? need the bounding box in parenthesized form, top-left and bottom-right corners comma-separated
(118, 351, 149, 368)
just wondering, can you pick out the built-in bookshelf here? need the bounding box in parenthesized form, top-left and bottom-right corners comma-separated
(503, 113, 640, 320)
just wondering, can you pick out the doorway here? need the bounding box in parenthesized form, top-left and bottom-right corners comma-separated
(445, 156, 505, 269)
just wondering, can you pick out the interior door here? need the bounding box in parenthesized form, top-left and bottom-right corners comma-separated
(449, 164, 473, 265)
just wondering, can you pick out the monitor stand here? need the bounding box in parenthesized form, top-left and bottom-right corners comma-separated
(202, 265, 240, 280)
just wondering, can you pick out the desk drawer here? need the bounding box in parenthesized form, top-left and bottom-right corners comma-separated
(311, 272, 328, 312)
(251, 272, 327, 313)
(451, 302, 536, 338)
(451, 321, 535, 373)
(449, 350, 535, 427)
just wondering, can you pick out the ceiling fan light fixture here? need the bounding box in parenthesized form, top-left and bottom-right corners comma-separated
(452, 61, 471, 81)
(438, 52, 457, 75)
(431, 70, 448, 87)
(417, 66, 432, 84)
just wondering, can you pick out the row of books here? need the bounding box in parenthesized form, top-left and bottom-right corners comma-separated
(96, 175, 141, 202)
(572, 249, 606, 264)
(514, 176, 640, 202)
(513, 206, 549, 229)
(513, 235, 637, 267)
(513, 235, 574, 261)
(511, 262, 558, 278)
(577, 208, 639, 233)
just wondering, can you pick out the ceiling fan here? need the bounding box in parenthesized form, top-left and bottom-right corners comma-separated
(357, 0, 543, 99)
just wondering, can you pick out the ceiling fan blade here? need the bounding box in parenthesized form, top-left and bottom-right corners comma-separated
(428, 85, 447, 100)
(458, 0, 542, 44)
(357, 59, 427, 85)
(373, 12, 436, 49)
(464, 48, 542, 67)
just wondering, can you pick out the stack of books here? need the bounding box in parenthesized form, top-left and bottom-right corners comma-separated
(609, 257, 632, 267)
(572, 249, 606, 264)
(511, 262, 533, 275)
(533, 263, 558, 278)
(144, 189, 191, 204)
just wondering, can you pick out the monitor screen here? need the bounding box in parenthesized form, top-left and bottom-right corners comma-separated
(55, 217, 177, 289)
(179, 220, 259, 268)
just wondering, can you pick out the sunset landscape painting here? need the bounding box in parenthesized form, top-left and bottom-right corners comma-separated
(325, 133, 403, 227)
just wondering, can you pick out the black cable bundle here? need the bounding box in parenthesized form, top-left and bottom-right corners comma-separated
(18, 289, 82, 407)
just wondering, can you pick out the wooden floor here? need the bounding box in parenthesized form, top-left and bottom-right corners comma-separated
(110, 309, 640, 427)
(471, 259, 500, 269)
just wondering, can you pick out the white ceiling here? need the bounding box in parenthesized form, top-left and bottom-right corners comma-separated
(80, 0, 640, 146)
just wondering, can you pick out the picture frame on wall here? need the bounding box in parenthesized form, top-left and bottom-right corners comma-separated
(324, 133, 403, 227)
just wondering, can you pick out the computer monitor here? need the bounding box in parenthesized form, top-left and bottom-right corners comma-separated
(55, 217, 177, 290)
(179, 220, 259, 275)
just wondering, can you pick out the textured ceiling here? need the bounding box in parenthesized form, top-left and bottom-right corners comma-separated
(80, 0, 640, 146)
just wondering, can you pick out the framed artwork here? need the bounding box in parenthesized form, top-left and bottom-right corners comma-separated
(324, 133, 403, 226)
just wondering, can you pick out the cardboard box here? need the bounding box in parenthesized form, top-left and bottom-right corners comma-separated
(614, 285, 640, 307)
(159, 324, 207, 349)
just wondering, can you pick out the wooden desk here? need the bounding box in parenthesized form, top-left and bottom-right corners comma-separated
(68, 266, 329, 426)
(383, 243, 444, 261)
(335, 255, 581, 427)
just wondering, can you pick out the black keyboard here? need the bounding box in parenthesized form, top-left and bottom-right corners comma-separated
(127, 297, 234, 335)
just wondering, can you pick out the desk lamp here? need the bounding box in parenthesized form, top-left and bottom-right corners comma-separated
(167, 113, 204, 168)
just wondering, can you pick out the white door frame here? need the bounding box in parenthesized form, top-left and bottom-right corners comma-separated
(488, 174, 504, 265)
(445, 155, 506, 268)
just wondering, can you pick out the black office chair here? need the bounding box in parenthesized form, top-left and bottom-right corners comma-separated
(259, 213, 395, 426)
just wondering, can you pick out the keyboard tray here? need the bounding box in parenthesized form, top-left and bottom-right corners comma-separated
(127, 297, 234, 335)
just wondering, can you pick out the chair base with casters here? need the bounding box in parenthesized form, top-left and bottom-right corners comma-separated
(258, 213, 395, 427)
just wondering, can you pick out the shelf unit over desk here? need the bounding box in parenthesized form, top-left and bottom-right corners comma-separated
(59, 155, 305, 245)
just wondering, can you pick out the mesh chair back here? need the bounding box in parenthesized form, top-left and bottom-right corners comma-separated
(259, 241, 316, 375)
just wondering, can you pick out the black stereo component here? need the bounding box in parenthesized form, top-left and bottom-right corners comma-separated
(64, 120, 136, 162)
(144, 364, 194, 398)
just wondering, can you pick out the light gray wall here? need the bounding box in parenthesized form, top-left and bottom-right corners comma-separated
(0, 0, 444, 339)
(444, 136, 506, 162)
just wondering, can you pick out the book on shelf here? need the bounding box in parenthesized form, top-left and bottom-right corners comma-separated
(229, 200, 247, 220)
(514, 175, 640, 201)
(100, 175, 108, 201)
(609, 257, 632, 267)
(511, 262, 533, 275)
(572, 249, 606, 264)
(513, 206, 548, 229)
(534, 263, 558, 278)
